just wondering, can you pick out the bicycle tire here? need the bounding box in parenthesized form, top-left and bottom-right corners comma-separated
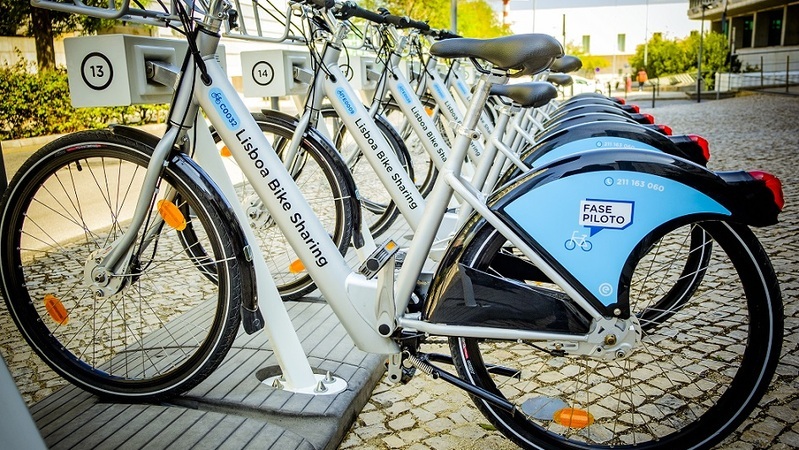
(0, 130, 248, 400)
(448, 219, 782, 449)
(210, 111, 355, 300)
(320, 106, 413, 237)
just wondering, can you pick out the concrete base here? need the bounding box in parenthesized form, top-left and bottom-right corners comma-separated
(29, 300, 386, 450)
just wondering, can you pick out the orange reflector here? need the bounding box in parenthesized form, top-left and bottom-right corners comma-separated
(553, 408, 594, 429)
(386, 241, 397, 251)
(220, 146, 232, 157)
(288, 259, 306, 274)
(157, 200, 187, 231)
(425, 107, 434, 116)
(44, 294, 69, 325)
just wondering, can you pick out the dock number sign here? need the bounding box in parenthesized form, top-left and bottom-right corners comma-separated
(252, 61, 275, 86)
(579, 199, 634, 236)
(80, 52, 114, 91)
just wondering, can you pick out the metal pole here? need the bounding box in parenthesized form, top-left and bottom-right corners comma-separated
(652, 81, 656, 108)
(697, 5, 705, 103)
(787, 55, 791, 93)
(761, 56, 764, 87)
(451, 0, 457, 34)
(562, 14, 566, 47)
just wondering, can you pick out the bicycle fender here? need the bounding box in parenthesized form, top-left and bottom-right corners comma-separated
(526, 121, 707, 168)
(109, 125, 264, 334)
(425, 149, 779, 324)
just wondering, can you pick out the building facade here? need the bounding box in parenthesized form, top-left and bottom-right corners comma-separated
(688, 0, 798, 73)
(506, 0, 699, 81)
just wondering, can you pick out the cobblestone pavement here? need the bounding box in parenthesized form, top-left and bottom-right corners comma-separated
(2, 93, 798, 450)
(340, 93, 799, 450)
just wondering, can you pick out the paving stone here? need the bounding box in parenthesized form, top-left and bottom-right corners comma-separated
(778, 431, 799, 448)
(388, 414, 416, 431)
(382, 434, 406, 448)
(425, 417, 455, 433)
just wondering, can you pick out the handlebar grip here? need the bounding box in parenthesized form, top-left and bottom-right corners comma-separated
(349, 3, 386, 23)
(435, 29, 462, 40)
(399, 18, 430, 31)
(382, 13, 409, 27)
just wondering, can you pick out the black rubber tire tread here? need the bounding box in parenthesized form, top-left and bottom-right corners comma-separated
(0, 130, 245, 400)
(447, 219, 782, 449)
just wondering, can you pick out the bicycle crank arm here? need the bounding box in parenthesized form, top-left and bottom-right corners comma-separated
(407, 353, 517, 414)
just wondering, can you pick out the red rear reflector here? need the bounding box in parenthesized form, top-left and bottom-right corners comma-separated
(642, 113, 655, 124)
(749, 171, 785, 210)
(628, 104, 640, 113)
(657, 124, 673, 135)
(688, 134, 711, 162)
(613, 97, 626, 104)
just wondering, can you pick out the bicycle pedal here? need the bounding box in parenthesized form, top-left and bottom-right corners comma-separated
(358, 240, 399, 279)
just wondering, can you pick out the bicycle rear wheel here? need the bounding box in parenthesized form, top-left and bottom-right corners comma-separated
(449, 219, 782, 449)
(0, 130, 247, 400)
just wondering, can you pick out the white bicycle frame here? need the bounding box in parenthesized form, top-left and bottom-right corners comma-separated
(34, 0, 608, 396)
(280, 12, 458, 246)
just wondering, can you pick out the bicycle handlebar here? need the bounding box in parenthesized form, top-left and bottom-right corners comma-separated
(396, 17, 429, 32)
(335, 1, 386, 23)
(432, 29, 461, 40)
(382, 13, 409, 27)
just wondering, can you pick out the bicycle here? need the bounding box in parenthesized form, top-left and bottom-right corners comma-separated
(2, 0, 786, 448)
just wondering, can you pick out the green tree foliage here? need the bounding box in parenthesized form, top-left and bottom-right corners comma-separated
(565, 43, 609, 77)
(361, 0, 511, 37)
(682, 31, 728, 88)
(0, 57, 166, 140)
(0, 2, 106, 71)
(628, 33, 683, 78)
(629, 31, 729, 89)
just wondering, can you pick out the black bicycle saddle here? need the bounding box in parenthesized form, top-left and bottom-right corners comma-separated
(547, 73, 573, 87)
(429, 34, 563, 77)
(549, 55, 582, 73)
(489, 82, 558, 108)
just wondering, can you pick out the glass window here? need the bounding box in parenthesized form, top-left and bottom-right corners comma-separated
(582, 35, 590, 53)
(617, 34, 626, 52)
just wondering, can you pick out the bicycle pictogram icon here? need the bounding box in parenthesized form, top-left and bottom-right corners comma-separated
(565, 231, 593, 251)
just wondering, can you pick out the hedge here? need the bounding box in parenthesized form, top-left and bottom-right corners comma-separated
(0, 57, 167, 141)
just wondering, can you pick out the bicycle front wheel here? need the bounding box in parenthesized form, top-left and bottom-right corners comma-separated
(449, 219, 782, 449)
(0, 130, 246, 400)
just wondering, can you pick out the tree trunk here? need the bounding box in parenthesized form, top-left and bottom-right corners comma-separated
(31, 7, 55, 71)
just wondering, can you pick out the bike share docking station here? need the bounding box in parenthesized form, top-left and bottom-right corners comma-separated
(28, 34, 389, 450)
